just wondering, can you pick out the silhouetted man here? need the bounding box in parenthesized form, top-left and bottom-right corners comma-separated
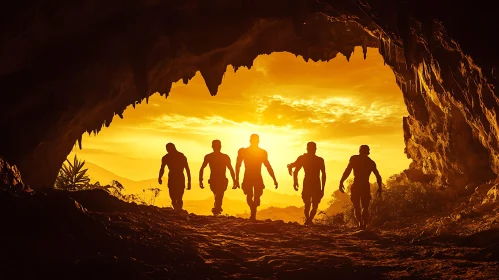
(288, 142, 326, 225)
(158, 143, 191, 210)
(236, 134, 278, 220)
(199, 140, 237, 215)
(339, 145, 382, 230)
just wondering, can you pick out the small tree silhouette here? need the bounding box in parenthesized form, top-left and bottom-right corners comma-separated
(147, 187, 162, 206)
(55, 155, 90, 191)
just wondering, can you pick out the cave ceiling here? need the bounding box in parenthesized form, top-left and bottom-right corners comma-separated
(0, 0, 498, 191)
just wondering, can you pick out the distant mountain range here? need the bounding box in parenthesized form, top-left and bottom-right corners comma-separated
(84, 162, 303, 210)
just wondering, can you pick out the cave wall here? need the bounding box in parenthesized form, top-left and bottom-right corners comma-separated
(362, 1, 499, 191)
(0, 0, 498, 190)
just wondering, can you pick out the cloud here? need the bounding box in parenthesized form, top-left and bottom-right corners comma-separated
(74, 47, 411, 184)
(256, 93, 404, 140)
(107, 47, 405, 143)
(97, 47, 406, 151)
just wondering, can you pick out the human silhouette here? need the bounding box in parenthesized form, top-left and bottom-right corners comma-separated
(339, 145, 382, 230)
(199, 140, 237, 215)
(235, 134, 278, 220)
(158, 143, 191, 210)
(287, 142, 326, 225)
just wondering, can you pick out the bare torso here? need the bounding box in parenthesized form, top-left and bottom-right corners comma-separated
(162, 152, 187, 183)
(296, 154, 324, 185)
(350, 155, 376, 186)
(205, 152, 229, 180)
(239, 147, 267, 182)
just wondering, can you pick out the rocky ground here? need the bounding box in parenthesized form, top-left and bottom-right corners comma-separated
(1, 188, 498, 280)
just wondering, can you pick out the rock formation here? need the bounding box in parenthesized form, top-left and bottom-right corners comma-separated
(0, 0, 498, 191)
(1, 187, 498, 279)
(0, 156, 30, 194)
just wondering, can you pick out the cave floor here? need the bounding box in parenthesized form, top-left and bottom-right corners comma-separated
(1, 190, 498, 279)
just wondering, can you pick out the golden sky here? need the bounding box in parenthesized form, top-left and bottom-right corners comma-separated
(70, 47, 411, 210)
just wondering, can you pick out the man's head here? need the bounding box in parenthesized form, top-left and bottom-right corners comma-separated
(359, 145, 370, 156)
(166, 142, 176, 153)
(307, 142, 317, 155)
(212, 139, 222, 152)
(249, 134, 259, 146)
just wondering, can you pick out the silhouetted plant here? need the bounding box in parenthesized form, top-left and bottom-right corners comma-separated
(55, 158, 153, 206)
(87, 179, 125, 194)
(325, 174, 451, 227)
(102, 181, 147, 205)
(146, 187, 162, 206)
(116, 193, 147, 205)
(55, 155, 90, 191)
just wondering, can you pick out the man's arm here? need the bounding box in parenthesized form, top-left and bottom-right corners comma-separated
(287, 157, 298, 176)
(158, 157, 166, 184)
(226, 155, 236, 184)
(199, 155, 208, 189)
(292, 158, 303, 191)
(339, 157, 354, 192)
(373, 162, 382, 194)
(287, 153, 305, 175)
(263, 151, 278, 188)
(320, 158, 326, 192)
(235, 148, 243, 184)
(184, 156, 192, 190)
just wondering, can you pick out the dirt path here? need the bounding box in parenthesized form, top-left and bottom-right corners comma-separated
(1, 190, 498, 279)
(100, 208, 499, 279)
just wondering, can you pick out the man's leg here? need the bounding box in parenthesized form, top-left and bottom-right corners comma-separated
(246, 194, 254, 209)
(304, 202, 311, 224)
(215, 179, 228, 215)
(309, 187, 322, 224)
(350, 188, 362, 228)
(212, 188, 225, 215)
(242, 182, 255, 218)
(210, 184, 218, 215)
(309, 202, 319, 222)
(168, 187, 177, 209)
(248, 187, 256, 220)
(253, 187, 263, 207)
(216, 189, 225, 213)
(360, 194, 371, 229)
(172, 187, 185, 210)
(302, 189, 311, 225)
(251, 187, 264, 220)
(178, 187, 185, 210)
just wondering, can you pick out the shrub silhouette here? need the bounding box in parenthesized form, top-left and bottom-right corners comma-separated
(55, 155, 90, 190)
(324, 174, 450, 227)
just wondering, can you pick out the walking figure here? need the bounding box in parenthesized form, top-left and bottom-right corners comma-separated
(339, 145, 382, 230)
(235, 134, 278, 220)
(287, 142, 326, 225)
(199, 140, 237, 215)
(158, 143, 191, 210)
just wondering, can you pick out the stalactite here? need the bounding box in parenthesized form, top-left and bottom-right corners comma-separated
(362, 35, 368, 59)
(199, 53, 228, 96)
(2, 0, 497, 191)
(77, 135, 82, 150)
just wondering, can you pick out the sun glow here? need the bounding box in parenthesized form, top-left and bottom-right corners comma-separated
(69, 48, 411, 214)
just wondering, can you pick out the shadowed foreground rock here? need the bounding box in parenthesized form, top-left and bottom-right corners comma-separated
(1, 189, 498, 279)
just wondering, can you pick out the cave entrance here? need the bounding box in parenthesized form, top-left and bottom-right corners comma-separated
(3, 1, 498, 210)
(66, 47, 410, 217)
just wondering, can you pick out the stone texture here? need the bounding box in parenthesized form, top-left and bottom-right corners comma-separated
(0, 156, 30, 194)
(1, 188, 499, 278)
(0, 1, 498, 190)
(482, 186, 499, 204)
